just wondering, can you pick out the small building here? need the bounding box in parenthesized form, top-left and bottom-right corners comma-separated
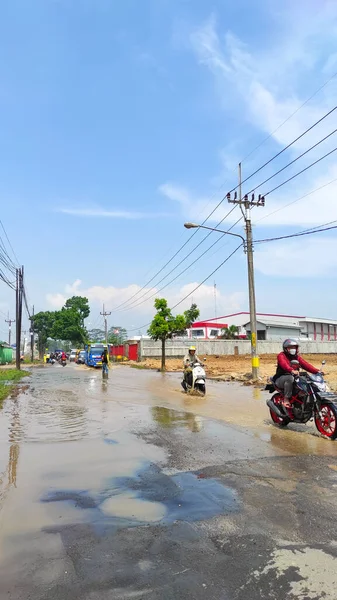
(187, 320, 229, 340)
(0, 342, 13, 365)
(244, 316, 302, 341)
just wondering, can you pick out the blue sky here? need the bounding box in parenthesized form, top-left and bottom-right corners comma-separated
(1, 0, 337, 336)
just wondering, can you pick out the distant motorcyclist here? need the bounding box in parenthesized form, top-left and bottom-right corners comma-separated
(275, 339, 321, 407)
(61, 351, 67, 362)
(182, 345, 203, 390)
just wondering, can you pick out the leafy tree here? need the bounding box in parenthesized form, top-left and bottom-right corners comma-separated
(32, 311, 56, 358)
(107, 326, 128, 345)
(221, 325, 239, 339)
(64, 296, 90, 327)
(52, 308, 87, 346)
(88, 328, 105, 343)
(148, 299, 199, 371)
(184, 303, 200, 328)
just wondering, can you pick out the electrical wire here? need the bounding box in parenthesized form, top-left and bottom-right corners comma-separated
(246, 127, 337, 195)
(0, 220, 20, 266)
(118, 111, 337, 314)
(241, 70, 337, 164)
(114, 206, 239, 312)
(116, 216, 244, 313)
(227, 105, 337, 195)
(264, 145, 337, 197)
(120, 77, 337, 326)
(255, 177, 337, 224)
(126, 244, 242, 333)
(255, 224, 337, 244)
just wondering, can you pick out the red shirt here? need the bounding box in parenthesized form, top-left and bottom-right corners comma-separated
(276, 352, 319, 378)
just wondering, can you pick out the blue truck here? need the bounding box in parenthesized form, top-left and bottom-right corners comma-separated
(85, 343, 106, 368)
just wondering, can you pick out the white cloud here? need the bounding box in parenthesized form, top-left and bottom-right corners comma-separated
(46, 279, 245, 326)
(57, 207, 170, 219)
(254, 237, 337, 277)
(162, 8, 337, 229)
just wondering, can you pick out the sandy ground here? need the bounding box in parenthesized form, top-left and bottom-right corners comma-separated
(135, 353, 337, 389)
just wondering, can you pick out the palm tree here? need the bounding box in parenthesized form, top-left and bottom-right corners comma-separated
(221, 325, 239, 339)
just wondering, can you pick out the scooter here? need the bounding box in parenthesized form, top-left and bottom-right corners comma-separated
(182, 361, 206, 395)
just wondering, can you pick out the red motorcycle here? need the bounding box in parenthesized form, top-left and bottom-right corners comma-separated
(266, 361, 337, 439)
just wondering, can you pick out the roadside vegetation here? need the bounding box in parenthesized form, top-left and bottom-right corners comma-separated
(0, 369, 30, 408)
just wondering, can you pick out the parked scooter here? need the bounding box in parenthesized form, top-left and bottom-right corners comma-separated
(182, 360, 206, 395)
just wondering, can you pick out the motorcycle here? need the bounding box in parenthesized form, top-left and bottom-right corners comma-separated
(182, 361, 206, 396)
(265, 360, 337, 439)
(61, 359, 67, 367)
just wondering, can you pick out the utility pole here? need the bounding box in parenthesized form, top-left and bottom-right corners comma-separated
(15, 267, 23, 370)
(100, 304, 111, 345)
(30, 305, 34, 363)
(227, 163, 265, 379)
(5, 314, 15, 347)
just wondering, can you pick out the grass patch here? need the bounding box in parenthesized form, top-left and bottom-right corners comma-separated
(129, 363, 151, 370)
(0, 369, 30, 408)
(0, 383, 15, 408)
(0, 368, 30, 382)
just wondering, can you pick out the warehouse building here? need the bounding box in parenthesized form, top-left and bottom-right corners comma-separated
(187, 312, 337, 341)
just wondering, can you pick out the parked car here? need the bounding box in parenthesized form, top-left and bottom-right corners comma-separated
(76, 350, 86, 365)
(69, 350, 77, 362)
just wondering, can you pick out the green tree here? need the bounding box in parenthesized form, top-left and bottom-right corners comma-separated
(88, 328, 105, 343)
(221, 325, 239, 339)
(107, 326, 128, 345)
(148, 299, 199, 371)
(64, 296, 90, 327)
(52, 308, 87, 346)
(184, 303, 200, 328)
(32, 311, 56, 358)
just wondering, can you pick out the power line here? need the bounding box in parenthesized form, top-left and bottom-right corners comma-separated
(0, 220, 20, 266)
(246, 126, 337, 195)
(264, 145, 337, 197)
(241, 70, 337, 163)
(255, 177, 337, 224)
(117, 215, 244, 313)
(114, 206, 239, 313)
(126, 244, 242, 333)
(227, 105, 337, 195)
(255, 224, 337, 244)
(117, 80, 337, 318)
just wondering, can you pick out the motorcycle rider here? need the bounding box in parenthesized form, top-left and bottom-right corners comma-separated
(182, 345, 202, 390)
(61, 351, 67, 362)
(275, 339, 321, 407)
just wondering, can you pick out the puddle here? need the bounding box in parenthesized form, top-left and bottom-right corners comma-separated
(41, 462, 239, 529)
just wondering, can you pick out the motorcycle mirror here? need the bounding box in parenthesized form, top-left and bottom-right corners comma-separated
(203, 358, 207, 361)
(322, 360, 326, 365)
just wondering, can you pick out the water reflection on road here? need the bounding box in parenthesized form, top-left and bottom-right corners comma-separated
(0, 363, 337, 598)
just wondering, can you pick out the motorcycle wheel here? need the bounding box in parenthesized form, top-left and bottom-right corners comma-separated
(314, 403, 337, 439)
(196, 383, 206, 395)
(269, 393, 290, 427)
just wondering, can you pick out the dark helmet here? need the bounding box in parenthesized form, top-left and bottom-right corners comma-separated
(283, 338, 299, 352)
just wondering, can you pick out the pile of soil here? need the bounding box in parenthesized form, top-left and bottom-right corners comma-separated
(136, 354, 337, 390)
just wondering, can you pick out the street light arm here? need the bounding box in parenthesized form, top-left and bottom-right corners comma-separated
(184, 222, 245, 244)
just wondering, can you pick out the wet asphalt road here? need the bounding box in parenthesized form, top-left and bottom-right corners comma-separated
(1, 364, 337, 599)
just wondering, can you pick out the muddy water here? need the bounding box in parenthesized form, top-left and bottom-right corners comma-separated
(0, 364, 336, 568)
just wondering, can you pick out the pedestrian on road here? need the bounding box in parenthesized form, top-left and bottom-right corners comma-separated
(101, 348, 109, 376)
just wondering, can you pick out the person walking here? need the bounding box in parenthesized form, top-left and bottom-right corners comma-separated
(101, 348, 109, 376)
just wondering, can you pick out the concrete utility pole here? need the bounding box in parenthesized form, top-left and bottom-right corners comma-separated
(227, 163, 265, 379)
(15, 267, 23, 370)
(30, 305, 34, 363)
(100, 304, 111, 345)
(5, 315, 15, 347)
